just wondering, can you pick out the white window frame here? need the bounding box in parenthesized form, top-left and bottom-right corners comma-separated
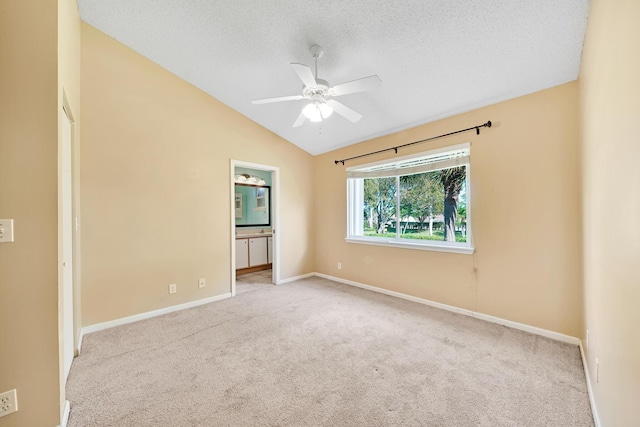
(345, 143, 474, 254)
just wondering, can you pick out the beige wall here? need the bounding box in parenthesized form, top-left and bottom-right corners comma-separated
(80, 24, 315, 326)
(0, 1, 62, 426)
(314, 82, 582, 337)
(580, 0, 640, 425)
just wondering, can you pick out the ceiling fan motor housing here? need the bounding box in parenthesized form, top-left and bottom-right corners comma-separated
(303, 79, 330, 99)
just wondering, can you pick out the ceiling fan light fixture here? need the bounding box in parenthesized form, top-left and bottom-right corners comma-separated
(303, 103, 322, 122)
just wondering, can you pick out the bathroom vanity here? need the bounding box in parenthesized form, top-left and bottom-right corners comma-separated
(236, 233, 272, 274)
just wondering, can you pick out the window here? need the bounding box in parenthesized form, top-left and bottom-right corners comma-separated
(346, 143, 473, 254)
(255, 187, 267, 211)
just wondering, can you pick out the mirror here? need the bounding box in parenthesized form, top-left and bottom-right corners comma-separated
(235, 184, 270, 227)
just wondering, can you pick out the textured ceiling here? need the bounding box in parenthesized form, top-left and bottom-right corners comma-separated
(78, 0, 590, 155)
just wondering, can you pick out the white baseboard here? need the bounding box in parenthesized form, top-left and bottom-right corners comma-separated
(277, 272, 315, 285)
(471, 311, 580, 345)
(315, 273, 580, 346)
(58, 399, 70, 427)
(77, 330, 84, 354)
(580, 342, 601, 427)
(315, 273, 474, 317)
(82, 293, 232, 335)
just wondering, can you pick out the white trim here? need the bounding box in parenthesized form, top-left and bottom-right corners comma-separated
(230, 162, 237, 296)
(345, 237, 475, 254)
(472, 311, 580, 345)
(315, 273, 580, 345)
(77, 329, 84, 354)
(58, 100, 76, 424)
(277, 272, 315, 285)
(81, 293, 232, 335)
(580, 342, 602, 427)
(315, 273, 473, 316)
(59, 400, 70, 427)
(272, 167, 280, 288)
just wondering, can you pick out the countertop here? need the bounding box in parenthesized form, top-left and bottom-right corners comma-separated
(236, 233, 272, 239)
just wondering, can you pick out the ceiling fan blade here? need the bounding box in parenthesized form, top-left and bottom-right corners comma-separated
(327, 100, 363, 123)
(292, 111, 306, 127)
(291, 63, 317, 89)
(252, 95, 305, 105)
(329, 75, 382, 96)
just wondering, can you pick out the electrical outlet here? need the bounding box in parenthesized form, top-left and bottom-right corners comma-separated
(0, 219, 15, 243)
(337, 262, 342, 270)
(169, 283, 177, 294)
(596, 358, 600, 383)
(0, 389, 18, 417)
(198, 278, 206, 288)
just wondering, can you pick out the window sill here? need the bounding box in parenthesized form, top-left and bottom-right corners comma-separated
(345, 237, 474, 254)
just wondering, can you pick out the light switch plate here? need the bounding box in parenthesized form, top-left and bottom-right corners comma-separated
(0, 219, 14, 243)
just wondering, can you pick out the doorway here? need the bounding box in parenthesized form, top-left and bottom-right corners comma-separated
(235, 269, 274, 294)
(230, 160, 280, 296)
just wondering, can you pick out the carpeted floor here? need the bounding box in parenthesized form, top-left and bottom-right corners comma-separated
(67, 276, 593, 426)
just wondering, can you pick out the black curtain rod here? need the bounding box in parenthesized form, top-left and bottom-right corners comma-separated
(334, 120, 492, 165)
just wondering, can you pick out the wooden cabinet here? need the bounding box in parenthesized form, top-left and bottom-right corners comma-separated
(236, 235, 271, 272)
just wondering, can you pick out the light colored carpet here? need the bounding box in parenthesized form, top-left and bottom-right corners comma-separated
(67, 276, 593, 426)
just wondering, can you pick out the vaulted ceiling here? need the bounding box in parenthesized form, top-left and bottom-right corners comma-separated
(78, 0, 590, 155)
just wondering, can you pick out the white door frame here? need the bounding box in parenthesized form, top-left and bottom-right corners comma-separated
(230, 160, 280, 296)
(59, 98, 76, 423)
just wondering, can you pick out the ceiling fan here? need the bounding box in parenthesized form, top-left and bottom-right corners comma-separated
(251, 45, 381, 127)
